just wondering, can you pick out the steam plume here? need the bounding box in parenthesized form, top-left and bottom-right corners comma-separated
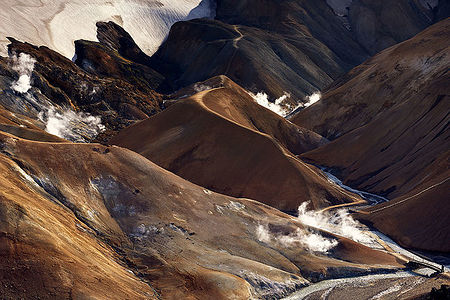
(249, 91, 291, 116)
(297, 202, 375, 246)
(256, 224, 338, 253)
(39, 106, 105, 142)
(10, 53, 36, 94)
(303, 92, 321, 107)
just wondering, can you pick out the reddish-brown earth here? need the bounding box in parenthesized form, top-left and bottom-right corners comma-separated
(0, 4, 448, 299)
(0, 131, 403, 299)
(111, 76, 365, 212)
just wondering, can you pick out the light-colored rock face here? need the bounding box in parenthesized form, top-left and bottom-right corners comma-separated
(0, 0, 215, 58)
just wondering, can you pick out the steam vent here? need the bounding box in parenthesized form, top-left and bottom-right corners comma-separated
(0, 0, 449, 299)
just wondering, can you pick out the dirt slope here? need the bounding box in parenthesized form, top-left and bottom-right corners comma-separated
(111, 76, 363, 211)
(0, 131, 403, 298)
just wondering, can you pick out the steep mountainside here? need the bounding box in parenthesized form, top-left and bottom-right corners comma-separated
(0, 2, 448, 298)
(151, 0, 449, 101)
(291, 19, 450, 251)
(0, 131, 403, 299)
(111, 76, 362, 212)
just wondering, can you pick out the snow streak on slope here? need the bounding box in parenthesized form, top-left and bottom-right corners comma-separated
(0, 0, 215, 58)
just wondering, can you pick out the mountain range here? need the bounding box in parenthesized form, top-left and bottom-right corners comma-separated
(0, 0, 449, 299)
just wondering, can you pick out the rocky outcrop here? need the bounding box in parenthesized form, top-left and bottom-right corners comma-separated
(96, 21, 155, 67)
(74, 40, 163, 94)
(1, 34, 163, 142)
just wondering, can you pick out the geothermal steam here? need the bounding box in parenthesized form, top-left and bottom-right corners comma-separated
(256, 201, 376, 253)
(303, 92, 321, 107)
(39, 106, 105, 142)
(256, 224, 338, 253)
(250, 91, 322, 117)
(9, 53, 105, 142)
(297, 202, 375, 246)
(249, 92, 291, 116)
(11, 53, 36, 94)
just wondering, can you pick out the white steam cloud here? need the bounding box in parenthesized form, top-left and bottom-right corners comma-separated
(249, 91, 291, 117)
(193, 83, 213, 93)
(39, 106, 105, 142)
(256, 200, 377, 253)
(303, 92, 321, 107)
(11, 53, 36, 94)
(249, 91, 322, 117)
(256, 224, 338, 253)
(297, 202, 375, 246)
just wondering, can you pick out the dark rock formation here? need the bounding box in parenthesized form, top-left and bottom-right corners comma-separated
(2, 34, 163, 142)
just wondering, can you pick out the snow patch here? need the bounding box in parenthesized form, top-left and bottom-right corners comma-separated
(326, 0, 353, 16)
(0, 0, 216, 58)
(369, 284, 402, 300)
(321, 168, 388, 205)
(240, 271, 305, 299)
(226, 201, 245, 211)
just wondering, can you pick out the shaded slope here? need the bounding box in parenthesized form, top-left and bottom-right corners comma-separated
(357, 163, 450, 252)
(290, 19, 450, 252)
(216, 0, 449, 57)
(151, 0, 448, 100)
(112, 76, 362, 211)
(291, 18, 450, 140)
(151, 18, 343, 101)
(0, 130, 403, 298)
(294, 19, 450, 199)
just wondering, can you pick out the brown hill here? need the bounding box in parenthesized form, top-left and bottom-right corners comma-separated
(111, 76, 363, 212)
(291, 19, 450, 251)
(293, 18, 449, 198)
(357, 160, 450, 252)
(0, 130, 403, 299)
